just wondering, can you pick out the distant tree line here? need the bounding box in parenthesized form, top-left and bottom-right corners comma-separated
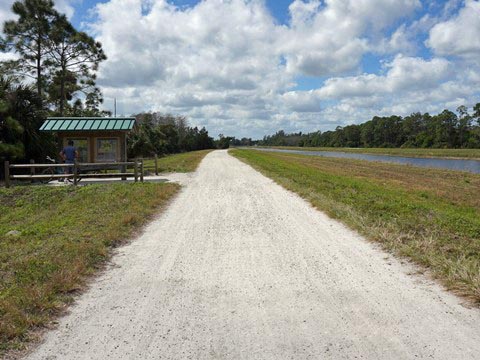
(128, 112, 215, 158)
(230, 137, 255, 147)
(260, 104, 480, 148)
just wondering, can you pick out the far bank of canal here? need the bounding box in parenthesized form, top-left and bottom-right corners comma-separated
(253, 148, 480, 174)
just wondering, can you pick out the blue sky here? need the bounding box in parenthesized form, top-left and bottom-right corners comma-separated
(1, 0, 479, 138)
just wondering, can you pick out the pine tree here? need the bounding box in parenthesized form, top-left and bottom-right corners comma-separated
(2, 0, 59, 98)
(47, 15, 106, 115)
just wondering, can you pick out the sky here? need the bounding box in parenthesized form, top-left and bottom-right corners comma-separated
(1, 0, 480, 139)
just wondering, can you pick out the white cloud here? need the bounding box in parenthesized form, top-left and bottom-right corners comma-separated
(281, 90, 322, 113)
(0, 0, 75, 25)
(0, 0, 16, 27)
(0, 51, 18, 62)
(282, 0, 420, 76)
(54, 0, 75, 19)
(374, 24, 417, 55)
(427, 0, 480, 58)
(316, 56, 451, 98)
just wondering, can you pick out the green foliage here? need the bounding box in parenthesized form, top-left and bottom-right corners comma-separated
(0, 76, 58, 179)
(1, 0, 106, 115)
(260, 103, 480, 149)
(216, 134, 233, 149)
(0, 183, 179, 353)
(46, 14, 106, 115)
(1, 77, 56, 161)
(127, 112, 215, 158)
(231, 149, 480, 304)
(0, 108, 24, 161)
(2, 0, 58, 96)
(0, 78, 24, 162)
(230, 137, 254, 146)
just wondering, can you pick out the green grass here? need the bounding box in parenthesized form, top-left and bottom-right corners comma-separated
(0, 183, 179, 354)
(259, 146, 480, 159)
(142, 150, 213, 173)
(231, 149, 480, 304)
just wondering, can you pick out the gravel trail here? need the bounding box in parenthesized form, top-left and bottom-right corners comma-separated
(26, 150, 480, 359)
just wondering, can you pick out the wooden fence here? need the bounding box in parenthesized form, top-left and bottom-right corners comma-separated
(4, 160, 144, 188)
(129, 154, 160, 176)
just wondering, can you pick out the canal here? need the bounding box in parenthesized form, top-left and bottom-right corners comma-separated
(253, 148, 480, 174)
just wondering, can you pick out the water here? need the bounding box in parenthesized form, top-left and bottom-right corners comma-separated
(253, 148, 480, 174)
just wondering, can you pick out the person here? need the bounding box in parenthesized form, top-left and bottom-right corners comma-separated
(60, 140, 79, 183)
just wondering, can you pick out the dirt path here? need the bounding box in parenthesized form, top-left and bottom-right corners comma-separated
(26, 150, 480, 359)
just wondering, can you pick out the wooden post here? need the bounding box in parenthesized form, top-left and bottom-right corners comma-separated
(121, 134, 127, 181)
(30, 159, 35, 183)
(121, 164, 127, 181)
(154, 154, 158, 175)
(140, 159, 144, 182)
(73, 160, 78, 186)
(134, 161, 138, 183)
(4, 161, 10, 188)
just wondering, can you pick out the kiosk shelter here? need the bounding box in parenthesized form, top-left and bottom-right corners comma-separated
(40, 117, 135, 163)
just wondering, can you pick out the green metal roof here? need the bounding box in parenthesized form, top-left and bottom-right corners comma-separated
(40, 117, 136, 132)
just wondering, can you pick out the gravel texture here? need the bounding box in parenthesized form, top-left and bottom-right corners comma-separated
(25, 150, 480, 359)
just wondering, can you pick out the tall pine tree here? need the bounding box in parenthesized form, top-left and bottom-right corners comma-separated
(2, 0, 58, 98)
(46, 14, 106, 115)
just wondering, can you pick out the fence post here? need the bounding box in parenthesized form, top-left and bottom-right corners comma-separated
(121, 162, 127, 181)
(73, 160, 78, 186)
(154, 154, 158, 175)
(140, 159, 144, 182)
(4, 161, 10, 188)
(30, 159, 35, 183)
(134, 161, 138, 183)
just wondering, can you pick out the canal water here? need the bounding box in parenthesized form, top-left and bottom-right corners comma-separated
(254, 148, 480, 174)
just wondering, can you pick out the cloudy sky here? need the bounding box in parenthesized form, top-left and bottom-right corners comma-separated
(1, 0, 480, 138)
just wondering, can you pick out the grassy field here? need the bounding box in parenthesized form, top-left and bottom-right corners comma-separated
(142, 149, 213, 173)
(0, 183, 179, 354)
(231, 149, 480, 304)
(259, 146, 480, 159)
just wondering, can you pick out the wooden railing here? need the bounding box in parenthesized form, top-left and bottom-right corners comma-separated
(4, 160, 144, 188)
(129, 154, 160, 176)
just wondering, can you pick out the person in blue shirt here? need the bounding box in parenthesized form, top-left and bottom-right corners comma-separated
(60, 140, 79, 183)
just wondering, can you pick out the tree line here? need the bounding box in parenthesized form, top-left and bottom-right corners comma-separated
(260, 104, 480, 148)
(127, 112, 215, 158)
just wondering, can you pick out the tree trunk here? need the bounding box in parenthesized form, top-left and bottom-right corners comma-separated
(36, 38, 42, 97)
(60, 67, 65, 116)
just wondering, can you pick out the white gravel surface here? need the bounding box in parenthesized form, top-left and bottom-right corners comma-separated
(25, 150, 480, 359)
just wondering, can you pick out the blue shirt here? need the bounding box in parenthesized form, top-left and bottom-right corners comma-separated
(63, 145, 76, 162)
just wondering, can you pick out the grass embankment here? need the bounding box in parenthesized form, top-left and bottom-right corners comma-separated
(142, 149, 213, 173)
(0, 183, 179, 354)
(231, 149, 480, 304)
(261, 146, 480, 159)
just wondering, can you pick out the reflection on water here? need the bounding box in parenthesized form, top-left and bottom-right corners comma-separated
(254, 148, 480, 174)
